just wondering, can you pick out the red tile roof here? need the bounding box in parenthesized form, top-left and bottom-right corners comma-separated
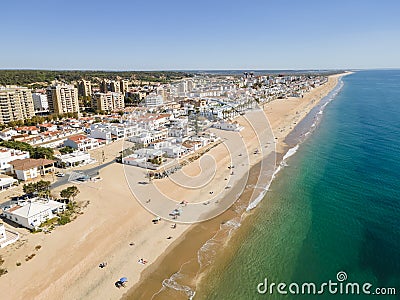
(10, 158, 55, 171)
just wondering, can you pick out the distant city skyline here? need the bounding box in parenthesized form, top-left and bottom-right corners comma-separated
(1, 0, 399, 70)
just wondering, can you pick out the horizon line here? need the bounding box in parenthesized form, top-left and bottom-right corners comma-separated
(0, 68, 398, 72)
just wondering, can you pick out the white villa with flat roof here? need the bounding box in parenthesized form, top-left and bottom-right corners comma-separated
(213, 121, 244, 132)
(122, 148, 164, 170)
(0, 176, 17, 191)
(56, 151, 95, 168)
(1, 198, 66, 230)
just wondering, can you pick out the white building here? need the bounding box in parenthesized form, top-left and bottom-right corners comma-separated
(38, 123, 58, 132)
(122, 149, 164, 169)
(9, 158, 55, 181)
(56, 151, 95, 168)
(213, 121, 244, 132)
(0, 148, 30, 172)
(32, 93, 49, 112)
(145, 94, 164, 107)
(89, 128, 112, 143)
(64, 134, 100, 151)
(161, 145, 187, 158)
(90, 123, 140, 141)
(0, 223, 19, 248)
(128, 129, 168, 146)
(0, 176, 17, 190)
(1, 198, 66, 230)
(0, 129, 18, 141)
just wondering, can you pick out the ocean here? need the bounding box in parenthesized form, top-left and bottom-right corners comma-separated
(195, 70, 400, 299)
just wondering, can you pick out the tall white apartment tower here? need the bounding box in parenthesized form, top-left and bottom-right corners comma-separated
(46, 84, 79, 115)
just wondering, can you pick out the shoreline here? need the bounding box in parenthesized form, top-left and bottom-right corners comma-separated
(123, 72, 353, 299)
(0, 72, 352, 300)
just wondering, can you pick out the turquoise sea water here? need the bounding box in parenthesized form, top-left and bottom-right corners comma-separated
(197, 70, 400, 299)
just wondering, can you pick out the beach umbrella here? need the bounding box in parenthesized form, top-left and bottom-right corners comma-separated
(120, 277, 128, 283)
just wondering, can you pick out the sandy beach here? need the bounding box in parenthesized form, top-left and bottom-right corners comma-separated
(0, 72, 351, 300)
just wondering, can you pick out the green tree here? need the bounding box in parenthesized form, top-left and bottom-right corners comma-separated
(59, 146, 74, 154)
(23, 180, 51, 197)
(23, 182, 36, 195)
(35, 180, 51, 197)
(60, 186, 80, 201)
(32, 147, 54, 159)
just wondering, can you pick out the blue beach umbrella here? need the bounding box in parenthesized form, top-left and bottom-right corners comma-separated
(120, 277, 128, 283)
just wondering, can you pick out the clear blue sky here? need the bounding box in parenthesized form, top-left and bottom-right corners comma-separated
(1, 0, 399, 70)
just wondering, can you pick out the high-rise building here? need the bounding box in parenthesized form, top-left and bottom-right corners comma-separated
(92, 92, 124, 111)
(78, 80, 92, 97)
(32, 93, 49, 112)
(177, 81, 188, 94)
(110, 81, 121, 93)
(120, 79, 129, 94)
(187, 80, 195, 91)
(100, 80, 109, 93)
(0, 86, 35, 124)
(46, 84, 79, 115)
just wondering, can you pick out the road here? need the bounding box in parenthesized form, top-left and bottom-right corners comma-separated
(51, 160, 116, 189)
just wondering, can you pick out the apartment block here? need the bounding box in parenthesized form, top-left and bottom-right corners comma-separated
(78, 79, 92, 97)
(32, 93, 49, 112)
(110, 80, 121, 93)
(46, 84, 79, 114)
(120, 79, 129, 94)
(0, 86, 35, 123)
(92, 92, 125, 111)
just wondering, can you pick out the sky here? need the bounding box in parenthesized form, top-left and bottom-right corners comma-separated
(1, 0, 400, 70)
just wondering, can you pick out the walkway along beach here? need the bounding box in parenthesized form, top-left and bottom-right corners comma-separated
(0, 73, 350, 300)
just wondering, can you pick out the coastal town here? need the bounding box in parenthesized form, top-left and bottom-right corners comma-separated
(0, 70, 338, 298)
(0, 72, 327, 174)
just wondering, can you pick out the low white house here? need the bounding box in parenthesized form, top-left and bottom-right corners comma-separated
(38, 123, 58, 132)
(56, 151, 95, 168)
(162, 145, 187, 158)
(0, 223, 19, 248)
(89, 128, 112, 144)
(9, 158, 55, 181)
(0, 176, 17, 191)
(122, 149, 164, 169)
(0, 129, 18, 141)
(148, 139, 188, 159)
(1, 198, 66, 230)
(213, 121, 244, 132)
(128, 129, 168, 147)
(64, 134, 100, 151)
(0, 148, 30, 172)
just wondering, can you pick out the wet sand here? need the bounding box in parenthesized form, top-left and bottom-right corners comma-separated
(0, 72, 351, 300)
(123, 73, 352, 299)
(123, 161, 266, 300)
